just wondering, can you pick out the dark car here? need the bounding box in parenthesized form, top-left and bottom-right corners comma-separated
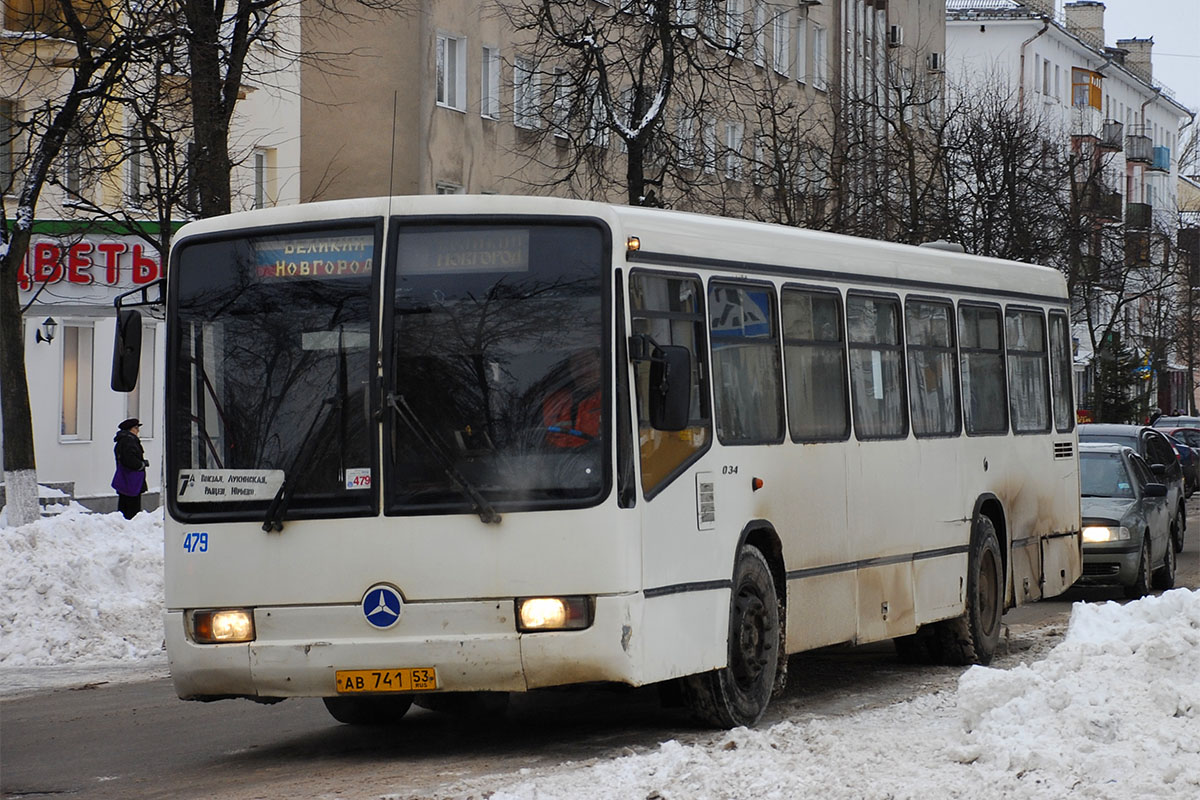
(1152, 415, 1200, 430)
(1162, 432, 1199, 497)
(1077, 443, 1176, 597)
(1077, 423, 1186, 553)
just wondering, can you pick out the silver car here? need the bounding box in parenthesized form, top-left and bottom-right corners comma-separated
(1077, 442, 1176, 598)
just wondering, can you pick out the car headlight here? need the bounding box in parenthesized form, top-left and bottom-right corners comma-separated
(516, 597, 593, 632)
(190, 609, 255, 643)
(1082, 526, 1131, 543)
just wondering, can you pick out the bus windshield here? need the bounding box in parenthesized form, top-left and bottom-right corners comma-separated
(168, 224, 378, 520)
(385, 221, 608, 513)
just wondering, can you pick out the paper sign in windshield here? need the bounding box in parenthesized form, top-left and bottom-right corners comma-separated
(178, 469, 285, 502)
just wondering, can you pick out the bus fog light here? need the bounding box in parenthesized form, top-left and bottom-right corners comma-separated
(517, 597, 592, 631)
(191, 609, 255, 643)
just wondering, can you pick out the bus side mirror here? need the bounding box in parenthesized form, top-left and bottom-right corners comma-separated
(649, 344, 691, 432)
(111, 309, 143, 392)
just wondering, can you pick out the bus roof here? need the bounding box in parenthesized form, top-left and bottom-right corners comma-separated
(173, 195, 1068, 304)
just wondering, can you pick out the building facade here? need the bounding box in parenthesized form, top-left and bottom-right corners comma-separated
(1, 3, 301, 513)
(947, 0, 1195, 419)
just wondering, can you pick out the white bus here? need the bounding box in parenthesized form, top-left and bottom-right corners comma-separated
(115, 195, 1081, 728)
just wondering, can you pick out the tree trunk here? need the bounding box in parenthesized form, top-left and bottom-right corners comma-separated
(0, 235, 40, 526)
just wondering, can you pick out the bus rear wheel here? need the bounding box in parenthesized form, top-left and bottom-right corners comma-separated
(322, 695, 413, 725)
(929, 514, 1003, 667)
(683, 545, 779, 729)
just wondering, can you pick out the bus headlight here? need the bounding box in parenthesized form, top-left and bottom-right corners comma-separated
(516, 597, 593, 632)
(190, 609, 255, 643)
(1082, 526, 1131, 543)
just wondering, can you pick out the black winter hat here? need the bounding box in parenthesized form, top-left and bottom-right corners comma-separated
(118, 418, 141, 431)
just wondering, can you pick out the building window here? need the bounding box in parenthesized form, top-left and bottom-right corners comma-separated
(677, 109, 696, 169)
(724, 0, 743, 53)
(812, 24, 827, 90)
(0, 98, 15, 193)
(551, 68, 571, 137)
(436, 32, 467, 111)
(795, 17, 807, 83)
(724, 121, 743, 180)
(435, 182, 463, 194)
(772, 8, 790, 76)
(751, 1, 765, 66)
(125, 326, 156, 438)
(61, 324, 94, 441)
(63, 127, 83, 199)
(514, 56, 541, 129)
(126, 128, 150, 206)
(253, 149, 268, 209)
(481, 46, 500, 119)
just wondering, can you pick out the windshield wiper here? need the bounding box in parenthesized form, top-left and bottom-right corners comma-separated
(385, 392, 501, 525)
(262, 396, 339, 532)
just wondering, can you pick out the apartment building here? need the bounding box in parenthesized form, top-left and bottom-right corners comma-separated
(297, 0, 945, 220)
(947, 0, 1195, 416)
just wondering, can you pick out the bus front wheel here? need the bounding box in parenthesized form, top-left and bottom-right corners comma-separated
(322, 695, 413, 725)
(930, 514, 1003, 667)
(683, 545, 780, 729)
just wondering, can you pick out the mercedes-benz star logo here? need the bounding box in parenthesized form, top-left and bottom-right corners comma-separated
(361, 584, 403, 629)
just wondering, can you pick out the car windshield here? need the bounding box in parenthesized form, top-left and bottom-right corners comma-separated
(385, 222, 608, 513)
(1079, 432, 1138, 450)
(1080, 453, 1135, 498)
(168, 224, 377, 520)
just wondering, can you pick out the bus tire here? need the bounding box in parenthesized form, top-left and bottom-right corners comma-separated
(682, 545, 779, 729)
(322, 695, 413, 725)
(930, 514, 1003, 667)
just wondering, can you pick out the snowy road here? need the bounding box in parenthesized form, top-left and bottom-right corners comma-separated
(1, 499, 1198, 799)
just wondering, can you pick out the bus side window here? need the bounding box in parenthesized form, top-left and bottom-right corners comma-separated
(781, 287, 849, 441)
(708, 281, 784, 445)
(1005, 308, 1052, 434)
(959, 304, 1009, 436)
(1048, 310, 1075, 433)
(629, 272, 712, 496)
(846, 293, 907, 439)
(905, 298, 960, 438)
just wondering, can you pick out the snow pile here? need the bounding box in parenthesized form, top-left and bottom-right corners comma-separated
(482, 590, 1200, 800)
(0, 507, 165, 667)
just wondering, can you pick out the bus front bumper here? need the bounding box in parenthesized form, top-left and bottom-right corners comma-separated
(165, 594, 641, 700)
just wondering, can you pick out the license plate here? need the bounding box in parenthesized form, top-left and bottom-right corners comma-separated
(335, 667, 438, 693)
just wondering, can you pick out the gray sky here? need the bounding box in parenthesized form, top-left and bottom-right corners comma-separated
(1095, 0, 1200, 117)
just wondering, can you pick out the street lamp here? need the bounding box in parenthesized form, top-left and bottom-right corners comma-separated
(35, 316, 57, 345)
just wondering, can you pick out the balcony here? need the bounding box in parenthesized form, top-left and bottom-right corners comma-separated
(1083, 189, 1123, 221)
(1125, 134, 1152, 163)
(1099, 120, 1124, 151)
(1126, 202, 1151, 229)
(1126, 230, 1151, 268)
(1152, 146, 1171, 171)
(1071, 106, 1103, 139)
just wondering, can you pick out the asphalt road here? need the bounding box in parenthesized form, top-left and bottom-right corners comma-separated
(3, 502, 1197, 800)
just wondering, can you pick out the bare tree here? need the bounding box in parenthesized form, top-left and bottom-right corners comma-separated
(0, 0, 175, 525)
(494, 0, 766, 207)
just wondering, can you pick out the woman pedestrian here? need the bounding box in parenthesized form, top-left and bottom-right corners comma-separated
(112, 418, 148, 520)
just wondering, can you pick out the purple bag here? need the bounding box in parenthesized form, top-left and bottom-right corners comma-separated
(112, 463, 147, 496)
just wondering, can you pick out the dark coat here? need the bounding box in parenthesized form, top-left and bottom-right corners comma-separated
(112, 429, 147, 496)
